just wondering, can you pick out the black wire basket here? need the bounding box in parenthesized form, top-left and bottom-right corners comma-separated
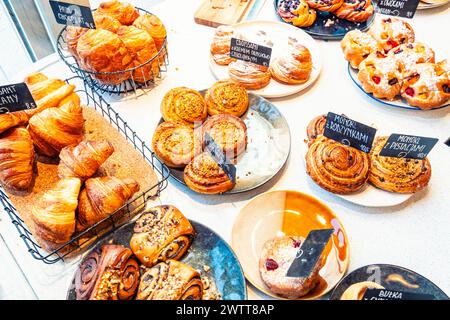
(0, 76, 170, 264)
(56, 7, 169, 95)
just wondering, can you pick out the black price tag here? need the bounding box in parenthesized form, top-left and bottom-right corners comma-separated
(49, 0, 95, 29)
(375, 0, 419, 19)
(363, 288, 435, 300)
(0, 83, 36, 114)
(204, 133, 237, 184)
(323, 112, 377, 153)
(230, 38, 272, 67)
(379, 134, 438, 160)
(286, 229, 333, 278)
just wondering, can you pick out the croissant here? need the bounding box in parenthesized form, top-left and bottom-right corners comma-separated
(0, 127, 35, 191)
(0, 112, 30, 135)
(31, 177, 81, 243)
(58, 140, 114, 181)
(133, 13, 166, 51)
(77, 176, 140, 231)
(28, 98, 84, 157)
(96, 0, 140, 26)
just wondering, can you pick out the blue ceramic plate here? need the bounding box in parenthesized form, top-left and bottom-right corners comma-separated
(274, 0, 376, 40)
(67, 219, 247, 300)
(348, 63, 450, 110)
(330, 264, 449, 300)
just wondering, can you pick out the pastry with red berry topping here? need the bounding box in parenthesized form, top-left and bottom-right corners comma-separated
(335, 0, 374, 23)
(388, 43, 435, 73)
(341, 29, 382, 69)
(368, 17, 415, 53)
(259, 236, 324, 299)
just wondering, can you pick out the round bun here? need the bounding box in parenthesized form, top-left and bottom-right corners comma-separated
(161, 87, 207, 126)
(205, 80, 249, 117)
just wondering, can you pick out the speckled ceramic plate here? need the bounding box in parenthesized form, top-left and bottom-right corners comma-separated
(232, 190, 349, 300)
(67, 219, 247, 300)
(274, 0, 376, 40)
(330, 264, 449, 300)
(158, 90, 291, 194)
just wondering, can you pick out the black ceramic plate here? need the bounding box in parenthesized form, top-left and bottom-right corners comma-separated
(67, 220, 247, 300)
(330, 264, 449, 300)
(274, 0, 376, 40)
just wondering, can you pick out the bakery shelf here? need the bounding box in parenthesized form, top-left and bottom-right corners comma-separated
(0, 76, 170, 264)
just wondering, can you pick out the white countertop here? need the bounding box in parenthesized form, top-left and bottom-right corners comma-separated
(0, 0, 449, 300)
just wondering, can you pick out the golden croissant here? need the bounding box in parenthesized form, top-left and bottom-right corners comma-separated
(0, 127, 35, 191)
(28, 98, 84, 157)
(31, 177, 82, 243)
(58, 140, 114, 181)
(77, 176, 140, 231)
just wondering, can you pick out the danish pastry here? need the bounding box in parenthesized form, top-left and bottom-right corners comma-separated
(340, 281, 385, 300)
(210, 25, 234, 66)
(201, 114, 248, 159)
(205, 80, 249, 117)
(369, 136, 431, 193)
(184, 152, 235, 194)
(340, 29, 383, 69)
(306, 0, 344, 12)
(152, 122, 201, 168)
(335, 0, 374, 23)
(133, 13, 167, 51)
(400, 63, 450, 109)
(228, 60, 271, 90)
(277, 0, 298, 22)
(96, 0, 140, 26)
(368, 17, 415, 52)
(290, 1, 317, 28)
(306, 136, 370, 194)
(130, 205, 194, 267)
(388, 43, 435, 73)
(357, 52, 402, 100)
(161, 87, 208, 126)
(306, 114, 326, 141)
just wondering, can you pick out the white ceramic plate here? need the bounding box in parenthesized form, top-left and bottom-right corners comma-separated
(209, 20, 322, 99)
(418, 0, 450, 9)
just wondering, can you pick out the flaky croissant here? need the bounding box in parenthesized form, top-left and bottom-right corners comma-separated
(58, 140, 114, 181)
(96, 0, 140, 26)
(77, 176, 139, 231)
(31, 177, 81, 243)
(28, 98, 84, 157)
(0, 127, 35, 191)
(133, 13, 166, 51)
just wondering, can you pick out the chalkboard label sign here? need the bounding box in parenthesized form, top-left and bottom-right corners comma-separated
(375, 0, 420, 19)
(204, 133, 237, 184)
(379, 134, 438, 160)
(230, 38, 272, 67)
(323, 112, 377, 153)
(363, 288, 434, 300)
(0, 83, 36, 114)
(286, 229, 333, 278)
(49, 0, 96, 29)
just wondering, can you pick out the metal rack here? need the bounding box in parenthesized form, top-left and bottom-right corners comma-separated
(0, 76, 170, 264)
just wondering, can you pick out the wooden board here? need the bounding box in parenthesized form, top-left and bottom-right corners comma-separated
(194, 0, 257, 27)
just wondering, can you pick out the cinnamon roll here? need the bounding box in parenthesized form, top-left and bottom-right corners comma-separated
(210, 25, 234, 66)
(306, 136, 370, 194)
(205, 80, 249, 117)
(130, 205, 194, 267)
(137, 260, 203, 300)
(228, 60, 271, 90)
(306, 114, 326, 141)
(161, 87, 207, 126)
(368, 136, 431, 193)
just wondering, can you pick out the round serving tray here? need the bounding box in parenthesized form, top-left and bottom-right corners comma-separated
(418, 0, 450, 9)
(159, 90, 291, 194)
(273, 0, 376, 40)
(67, 219, 247, 300)
(348, 63, 450, 111)
(330, 264, 449, 300)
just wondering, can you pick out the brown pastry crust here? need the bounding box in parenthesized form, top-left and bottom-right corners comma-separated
(228, 60, 271, 90)
(306, 136, 370, 194)
(201, 114, 247, 159)
(270, 42, 313, 85)
(340, 29, 382, 69)
(369, 136, 431, 193)
(152, 122, 201, 168)
(161, 87, 207, 126)
(210, 25, 234, 66)
(130, 205, 194, 267)
(335, 0, 374, 23)
(133, 13, 167, 51)
(306, 114, 326, 141)
(184, 152, 235, 194)
(368, 17, 415, 52)
(306, 0, 344, 12)
(96, 0, 140, 26)
(205, 80, 249, 117)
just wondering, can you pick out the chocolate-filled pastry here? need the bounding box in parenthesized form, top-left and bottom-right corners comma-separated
(205, 80, 249, 117)
(306, 0, 344, 12)
(58, 140, 114, 181)
(259, 236, 324, 299)
(133, 13, 167, 51)
(201, 114, 247, 159)
(368, 136, 431, 193)
(270, 42, 313, 85)
(161, 87, 207, 126)
(130, 205, 194, 267)
(228, 60, 271, 90)
(335, 0, 374, 23)
(184, 152, 235, 194)
(210, 25, 234, 66)
(306, 136, 370, 194)
(306, 114, 326, 141)
(0, 127, 35, 191)
(340, 29, 382, 69)
(137, 260, 203, 300)
(340, 281, 384, 300)
(368, 17, 415, 52)
(96, 0, 139, 26)
(152, 122, 201, 168)
(75, 244, 140, 300)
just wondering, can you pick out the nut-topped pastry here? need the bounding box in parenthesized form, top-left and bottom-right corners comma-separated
(161, 87, 208, 126)
(205, 80, 249, 117)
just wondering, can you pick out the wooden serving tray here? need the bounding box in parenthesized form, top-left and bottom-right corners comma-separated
(194, 0, 258, 27)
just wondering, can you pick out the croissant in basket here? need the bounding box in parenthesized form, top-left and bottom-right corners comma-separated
(133, 13, 167, 51)
(77, 176, 140, 231)
(96, 0, 140, 26)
